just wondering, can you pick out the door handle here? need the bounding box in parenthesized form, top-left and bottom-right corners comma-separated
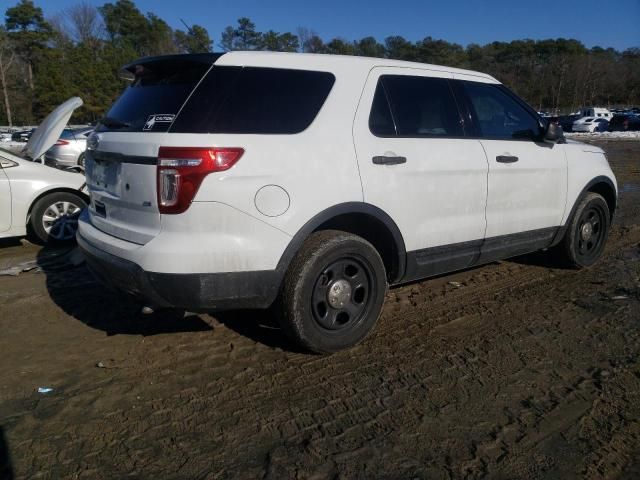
(496, 155, 519, 163)
(372, 155, 407, 165)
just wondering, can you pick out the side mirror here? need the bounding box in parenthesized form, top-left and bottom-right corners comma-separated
(544, 122, 565, 143)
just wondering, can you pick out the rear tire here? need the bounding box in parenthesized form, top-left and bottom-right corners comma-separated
(29, 192, 86, 244)
(559, 192, 610, 268)
(277, 230, 387, 353)
(77, 152, 85, 167)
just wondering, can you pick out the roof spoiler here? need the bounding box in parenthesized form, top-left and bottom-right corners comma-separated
(120, 53, 225, 80)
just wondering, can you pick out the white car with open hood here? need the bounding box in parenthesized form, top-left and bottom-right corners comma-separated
(0, 97, 88, 243)
(77, 52, 617, 353)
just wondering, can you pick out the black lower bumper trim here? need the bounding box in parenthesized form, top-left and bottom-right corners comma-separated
(77, 235, 281, 311)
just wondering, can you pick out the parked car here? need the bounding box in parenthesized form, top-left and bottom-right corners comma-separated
(572, 117, 609, 132)
(608, 114, 640, 132)
(0, 97, 88, 243)
(11, 128, 34, 142)
(44, 126, 93, 168)
(558, 114, 580, 132)
(77, 52, 617, 353)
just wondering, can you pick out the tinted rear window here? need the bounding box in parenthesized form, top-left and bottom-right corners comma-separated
(96, 61, 211, 133)
(171, 67, 335, 134)
(375, 75, 464, 137)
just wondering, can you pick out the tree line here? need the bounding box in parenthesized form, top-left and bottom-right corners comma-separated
(0, 0, 638, 126)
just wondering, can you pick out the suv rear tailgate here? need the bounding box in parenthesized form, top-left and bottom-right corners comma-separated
(86, 133, 164, 245)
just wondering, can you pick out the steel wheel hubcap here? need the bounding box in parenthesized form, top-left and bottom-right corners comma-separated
(327, 279, 352, 309)
(42, 201, 81, 240)
(580, 222, 593, 241)
(312, 257, 372, 331)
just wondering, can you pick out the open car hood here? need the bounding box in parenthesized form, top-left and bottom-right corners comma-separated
(23, 97, 83, 161)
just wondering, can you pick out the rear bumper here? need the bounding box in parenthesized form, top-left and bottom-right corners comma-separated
(77, 232, 282, 311)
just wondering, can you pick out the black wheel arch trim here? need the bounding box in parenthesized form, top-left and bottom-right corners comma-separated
(550, 175, 617, 247)
(275, 202, 407, 285)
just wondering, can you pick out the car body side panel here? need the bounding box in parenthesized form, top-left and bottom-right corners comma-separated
(2, 157, 86, 236)
(0, 167, 11, 232)
(561, 142, 617, 225)
(184, 62, 372, 238)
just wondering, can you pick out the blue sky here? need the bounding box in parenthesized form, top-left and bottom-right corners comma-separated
(31, 0, 640, 51)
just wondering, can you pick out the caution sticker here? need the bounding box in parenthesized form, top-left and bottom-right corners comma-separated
(143, 114, 175, 131)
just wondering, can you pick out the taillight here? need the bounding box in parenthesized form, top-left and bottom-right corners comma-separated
(157, 147, 244, 214)
(55, 139, 70, 146)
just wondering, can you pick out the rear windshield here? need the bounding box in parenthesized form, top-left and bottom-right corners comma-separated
(96, 61, 211, 133)
(170, 66, 335, 134)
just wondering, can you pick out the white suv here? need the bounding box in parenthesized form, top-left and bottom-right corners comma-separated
(77, 52, 617, 353)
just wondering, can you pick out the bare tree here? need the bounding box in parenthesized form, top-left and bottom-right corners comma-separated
(52, 2, 104, 45)
(0, 29, 15, 126)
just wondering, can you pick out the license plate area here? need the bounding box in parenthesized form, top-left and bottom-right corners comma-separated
(88, 156, 120, 195)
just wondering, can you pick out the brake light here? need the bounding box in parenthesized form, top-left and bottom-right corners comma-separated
(55, 139, 70, 146)
(157, 147, 244, 214)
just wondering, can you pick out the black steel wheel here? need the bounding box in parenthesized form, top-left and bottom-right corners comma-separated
(278, 230, 387, 353)
(311, 256, 373, 332)
(561, 192, 610, 268)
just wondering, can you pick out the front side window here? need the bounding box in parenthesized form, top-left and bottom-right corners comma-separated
(463, 82, 541, 140)
(372, 75, 463, 137)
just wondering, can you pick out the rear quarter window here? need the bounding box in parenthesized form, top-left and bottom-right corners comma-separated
(171, 67, 335, 134)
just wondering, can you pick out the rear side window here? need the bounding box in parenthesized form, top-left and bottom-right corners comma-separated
(96, 61, 211, 133)
(463, 82, 541, 139)
(372, 75, 463, 137)
(171, 67, 335, 134)
(369, 82, 396, 136)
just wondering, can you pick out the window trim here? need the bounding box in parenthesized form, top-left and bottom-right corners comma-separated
(368, 74, 467, 139)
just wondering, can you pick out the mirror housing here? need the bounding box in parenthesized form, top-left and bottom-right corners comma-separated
(544, 122, 565, 143)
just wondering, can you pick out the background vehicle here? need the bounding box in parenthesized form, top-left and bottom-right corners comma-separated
(0, 97, 88, 244)
(77, 52, 617, 353)
(558, 114, 580, 132)
(572, 117, 609, 132)
(608, 113, 640, 131)
(44, 126, 93, 168)
(580, 107, 613, 119)
(10, 128, 34, 142)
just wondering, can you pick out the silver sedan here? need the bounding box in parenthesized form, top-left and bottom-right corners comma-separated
(44, 126, 93, 168)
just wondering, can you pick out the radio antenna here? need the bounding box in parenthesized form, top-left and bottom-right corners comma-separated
(179, 18, 211, 53)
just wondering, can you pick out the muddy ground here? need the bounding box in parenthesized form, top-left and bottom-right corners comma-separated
(1, 140, 639, 480)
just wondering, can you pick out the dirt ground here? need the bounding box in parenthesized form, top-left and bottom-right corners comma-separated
(1, 140, 639, 480)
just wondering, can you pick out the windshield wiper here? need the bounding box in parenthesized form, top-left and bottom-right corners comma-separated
(99, 116, 131, 129)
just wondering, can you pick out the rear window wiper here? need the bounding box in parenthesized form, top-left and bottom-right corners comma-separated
(99, 116, 131, 129)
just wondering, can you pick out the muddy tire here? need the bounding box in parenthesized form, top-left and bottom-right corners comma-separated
(559, 192, 610, 268)
(29, 191, 86, 244)
(277, 230, 387, 353)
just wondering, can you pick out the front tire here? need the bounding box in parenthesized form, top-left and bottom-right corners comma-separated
(559, 192, 610, 268)
(29, 192, 87, 244)
(277, 230, 387, 353)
